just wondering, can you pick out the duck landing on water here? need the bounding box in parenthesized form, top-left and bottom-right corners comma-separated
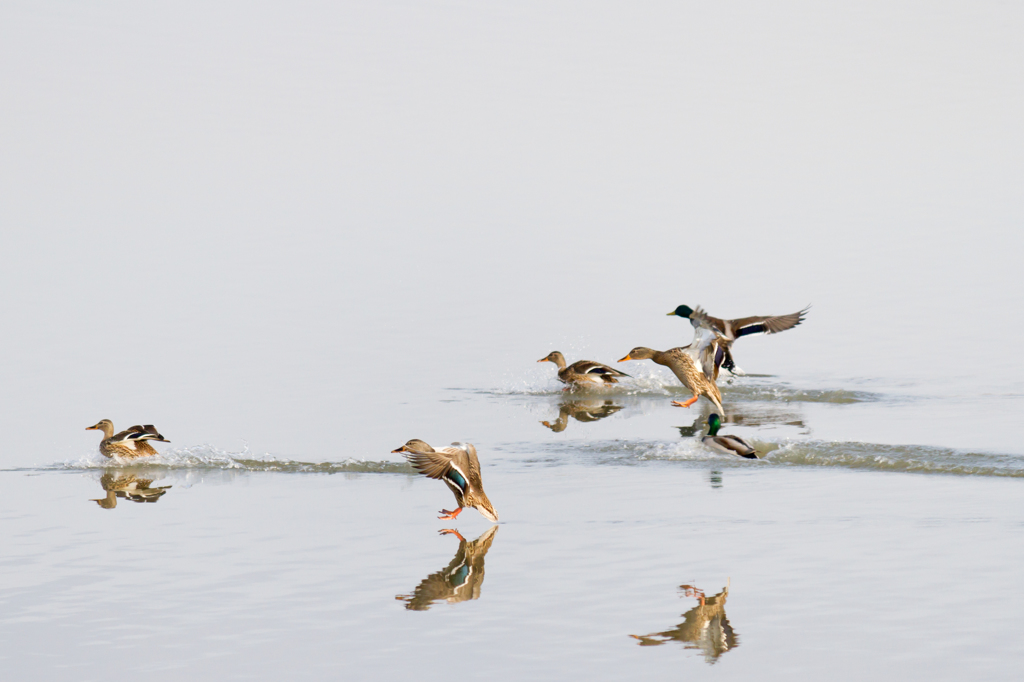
(86, 419, 170, 460)
(538, 351, 631, 388)
(392, 440, 498, 522)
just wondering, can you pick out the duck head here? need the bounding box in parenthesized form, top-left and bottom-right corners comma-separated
(537, 351, 567, 369)
(619, 347, 657, 362)
(475, 497, 499, 522)
(667, 305, 694, 318)
(392, 439, 434, 454)
(86, 420, 114, 438)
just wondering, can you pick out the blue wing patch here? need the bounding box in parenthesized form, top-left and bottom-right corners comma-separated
(445, 468, 468, 494)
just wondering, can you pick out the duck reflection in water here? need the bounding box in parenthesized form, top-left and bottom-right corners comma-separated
(91, 469, 172, 509)
(630, 582, 738, 663)
(396, 526, 499, 611)
(541, 399, 624, 432)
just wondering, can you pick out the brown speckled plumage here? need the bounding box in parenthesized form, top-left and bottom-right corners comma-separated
(392, 439, 498, 522)
(538, 351, 631, 387)
(619, 346, 724, 413)
(86, 420, 170, 460)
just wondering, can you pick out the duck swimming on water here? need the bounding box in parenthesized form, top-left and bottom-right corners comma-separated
(86, 420, 170, 459)
(537, 351, 631, 388)
(702, 413, 757, 458)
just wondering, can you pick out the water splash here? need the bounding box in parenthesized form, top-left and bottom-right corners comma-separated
(486, 374, 879, 404)
(29, 444, 416, 475)
(513, 437, 1024, 478)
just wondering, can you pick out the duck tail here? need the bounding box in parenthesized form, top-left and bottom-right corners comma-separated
(708, 385, 725, 416)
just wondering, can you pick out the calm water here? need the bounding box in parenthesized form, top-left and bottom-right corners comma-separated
(2, 2, 1023, 680)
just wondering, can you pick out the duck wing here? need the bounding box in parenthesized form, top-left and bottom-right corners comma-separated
(709, 435, 757, 458)
(567, 360, 631, 378)
(687, 311, 727, 334)
(404, 447, 470, 495)
(728, 306, 810, 338)
(123, 425, 170, 443)
(451, 443, 484, 490)
(108, 429, 137, 444)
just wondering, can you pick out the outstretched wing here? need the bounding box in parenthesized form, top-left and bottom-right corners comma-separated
(729, 306, 809, 338)
(568, 360, 631, 378)
(404, 448, 469, 495)
(687, 308, 725, 381)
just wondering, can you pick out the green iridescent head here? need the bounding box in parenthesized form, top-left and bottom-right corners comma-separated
(667, 305, 695, 318)
(707, 413, 722, 435)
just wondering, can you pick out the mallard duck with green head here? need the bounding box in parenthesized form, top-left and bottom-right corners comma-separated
(537, 351, 631, 387)
(667, 304, 809, 375)
(86, 420, 170, 459)
(392, 440, 498, 522)
(703, 414, 757, 458)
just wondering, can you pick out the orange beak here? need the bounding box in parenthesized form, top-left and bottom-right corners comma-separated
(391, 446, 406, 453)
(85, 426, 97, 430)
(618, 355, 631, 362)
(537, 358, 549, 363)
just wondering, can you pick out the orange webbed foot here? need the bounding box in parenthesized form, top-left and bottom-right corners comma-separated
(438, 507, 463, 520)
(439, 528, 466, 541)
(671, 396, 700, 408)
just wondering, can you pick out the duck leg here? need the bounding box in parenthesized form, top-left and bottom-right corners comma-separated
(438, 507, 463, 520)
(679, 585, 705, 600)
(438, 529, 466, 541)
(671, 395, 700, 408)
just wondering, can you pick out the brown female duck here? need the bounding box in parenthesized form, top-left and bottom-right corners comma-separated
(619, 310, 725, 413)
(86, 419, 170, 459)
(392, 440, 498, 522)
(538, 351, 631, 387)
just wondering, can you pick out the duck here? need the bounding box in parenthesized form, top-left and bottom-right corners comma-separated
(537, 351, 631, 387)
(395, 526, 499, 610)
(702, 413, 757, 458)
(667, 304, 809, 375)
(541, 398, 624, 432)
(85, 420, 170, 459)
(91, 471, 172, 508)
(630, 581, 737, 662)
(619, 311, 725, 413)
(392, 440, 498, 522)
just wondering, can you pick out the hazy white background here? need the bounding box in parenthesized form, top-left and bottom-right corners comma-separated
(1, 1, 1022, 462)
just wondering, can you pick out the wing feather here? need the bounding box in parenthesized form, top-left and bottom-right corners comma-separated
(404, 450, 454, 481)
(730, 306, 809, 337)
(456, 443, 483, 490)
(684, 308, 725, 380)
(713, 435, 757, 458)
(569, 360, 631, 378)
(120, 425, 169, 442)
